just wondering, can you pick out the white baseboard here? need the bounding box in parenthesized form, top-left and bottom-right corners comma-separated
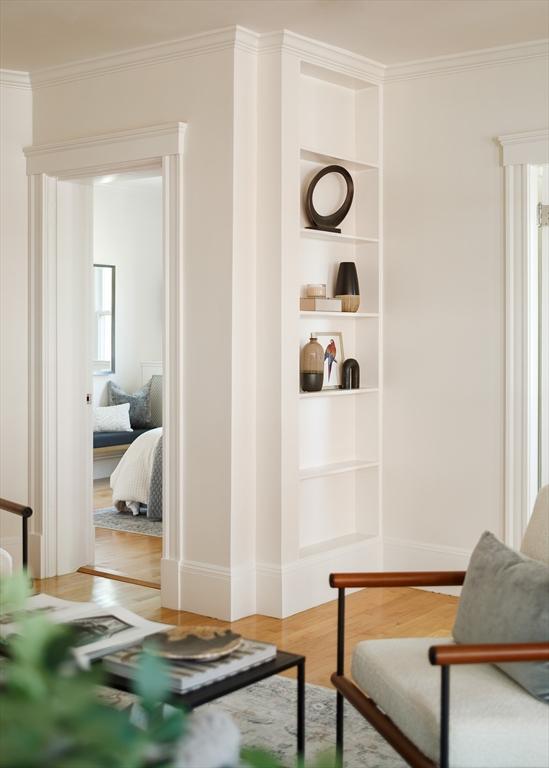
(257, 537, 382, 618)
(179, 559, 256, 621)
(160, 557, 181, 609)
(383, 536, 471, 596)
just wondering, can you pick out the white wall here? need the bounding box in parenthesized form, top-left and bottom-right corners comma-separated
(0, 74, 32, 569)
(92, 177, 163, 404)
(30, 40, 257, 618)
(382, 57, 549, 570)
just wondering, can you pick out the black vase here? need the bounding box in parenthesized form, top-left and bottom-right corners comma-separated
(335, 262, 360, 313)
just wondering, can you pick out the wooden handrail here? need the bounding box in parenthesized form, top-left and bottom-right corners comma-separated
(429, 642, 549, 666)
(0, 498, 33, 568)
(0, 498, 33, 518)
(330, 571, 466, 589)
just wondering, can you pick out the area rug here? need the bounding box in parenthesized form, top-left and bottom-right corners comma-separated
(93, 506, 162, 537)
(100, 675, 404, 767)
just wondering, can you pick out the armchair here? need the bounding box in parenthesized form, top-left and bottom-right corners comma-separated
(330, 487, 549, 768)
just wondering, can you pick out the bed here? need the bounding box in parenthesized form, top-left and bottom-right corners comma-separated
(110, 427, 163, 520)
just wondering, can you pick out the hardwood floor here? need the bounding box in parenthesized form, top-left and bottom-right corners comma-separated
(34, 572, 458, 688)
(89, 478, 161, 587)
(93, 477, 113, 510)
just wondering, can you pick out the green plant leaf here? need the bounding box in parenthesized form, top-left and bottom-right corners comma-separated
(241, 747, 284, 768)
(133, 649, 170, 710)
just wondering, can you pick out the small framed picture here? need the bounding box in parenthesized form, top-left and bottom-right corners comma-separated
(314, 331, 345, 389)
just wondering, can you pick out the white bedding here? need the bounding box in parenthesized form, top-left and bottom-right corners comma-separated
(110, 427, 162, 514)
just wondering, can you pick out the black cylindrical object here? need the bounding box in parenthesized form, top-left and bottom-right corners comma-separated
(342, 358, 360, 390)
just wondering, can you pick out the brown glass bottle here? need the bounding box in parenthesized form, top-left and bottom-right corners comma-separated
(300, 334, 324, 392)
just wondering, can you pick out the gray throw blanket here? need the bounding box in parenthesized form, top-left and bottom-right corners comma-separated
(147, 435, 163, 520)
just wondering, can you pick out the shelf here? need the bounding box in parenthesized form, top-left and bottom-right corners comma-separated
(299, 532, 376, 559)
(300, 146, 379, 172)
(299, 387, 378, 399)
(301, 228, 379, 245)
(299, 460, 378, 481)
(300, 310, 378, 318)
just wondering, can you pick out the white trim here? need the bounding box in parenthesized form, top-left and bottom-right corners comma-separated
(24, 123, 186, 175)
(499, 130, 549, 166)
(20, 29, 549, 93)
(30, 26, 255, 89)
(499, 132, 549, 548)
(383, 537, 470, 595)
(179, 560, 256, 621)
(258, 30, 384, 84)
(385, 39, 549, 83)
(27, 123, 186, 611)
(0, 69, 31, 90)
(256, 536, 382, 618)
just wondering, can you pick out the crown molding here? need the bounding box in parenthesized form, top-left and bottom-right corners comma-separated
(384, 38, 549, 83)
(0, 69, 31, 90)
(31, 25, 256, 90)
(30, 25, 384, 90)
(259, 30, 384, 85)
(24, 28, 549, 91)
(498, 129, 549, 165)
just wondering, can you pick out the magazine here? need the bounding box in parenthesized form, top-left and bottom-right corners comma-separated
(0, 593, 172, 668)
(104, 639, 277, 694)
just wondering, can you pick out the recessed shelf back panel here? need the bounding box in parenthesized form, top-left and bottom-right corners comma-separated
(299, 246, 379, 314)
(299, 392, 379, 468)
(299, 472, 357, 549)
(300, 74, 356, 160)
(300, 160, 378, 240)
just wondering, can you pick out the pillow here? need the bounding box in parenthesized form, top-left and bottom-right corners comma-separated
(93, 403, 132, 433)
(107, 379, 152, 429)
(453, 531, 549, 701)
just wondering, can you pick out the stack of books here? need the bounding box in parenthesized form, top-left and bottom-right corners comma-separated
(2, 595, 277, 693)
(104, 637, 277, 693)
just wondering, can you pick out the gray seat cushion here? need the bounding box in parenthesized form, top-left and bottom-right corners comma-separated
(351, 637, 549, 768)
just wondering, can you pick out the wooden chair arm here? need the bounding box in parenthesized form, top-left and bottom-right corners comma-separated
(0, 498, 33, 518)
(330, 571, 466, 589)
(429, 642, 549, 666)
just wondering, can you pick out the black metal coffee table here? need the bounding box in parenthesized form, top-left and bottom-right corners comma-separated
(103, 650, 306, 759)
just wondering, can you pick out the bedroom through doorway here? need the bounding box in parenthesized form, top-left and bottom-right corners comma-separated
(83, 170, 164, 588)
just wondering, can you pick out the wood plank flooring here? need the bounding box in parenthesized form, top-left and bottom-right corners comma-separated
(90, 478, 161, 586)
(34, 572, 458, 688)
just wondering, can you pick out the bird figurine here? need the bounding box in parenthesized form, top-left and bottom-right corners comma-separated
(324, 339, 338, 382)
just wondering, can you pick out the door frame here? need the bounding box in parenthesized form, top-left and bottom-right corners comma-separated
(499, 129, 549, 548)
(25, 123, 186, 608)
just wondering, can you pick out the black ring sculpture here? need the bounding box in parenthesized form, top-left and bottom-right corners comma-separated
(305, 165, 354, 234)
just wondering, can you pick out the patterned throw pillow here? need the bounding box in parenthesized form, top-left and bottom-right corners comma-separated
(93, 403, 132, 433)
(107, 379, 152, 429)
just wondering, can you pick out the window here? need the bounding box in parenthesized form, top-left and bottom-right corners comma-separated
(93, 264, 115, 374)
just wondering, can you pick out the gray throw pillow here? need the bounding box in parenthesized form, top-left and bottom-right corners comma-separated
(453, 531, 549, 701)
(107, 379, 152, 429)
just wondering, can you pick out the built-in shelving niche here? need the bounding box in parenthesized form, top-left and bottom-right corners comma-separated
(297, 60, 382, 558)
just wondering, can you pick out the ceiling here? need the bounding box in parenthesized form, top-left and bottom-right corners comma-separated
(1, 0, 547, 72)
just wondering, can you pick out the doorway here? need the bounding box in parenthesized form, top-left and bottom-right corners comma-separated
(26, 123, 186, 608)
(85, 171, 163, 588)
